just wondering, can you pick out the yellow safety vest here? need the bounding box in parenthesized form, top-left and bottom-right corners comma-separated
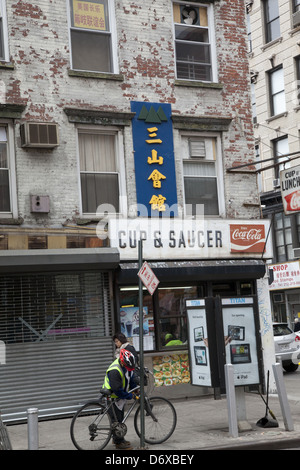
(103, 359, 125, 398)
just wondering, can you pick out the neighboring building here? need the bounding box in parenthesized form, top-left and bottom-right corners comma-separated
(247, 0, 300, 325)
(0, 0, 274, 420)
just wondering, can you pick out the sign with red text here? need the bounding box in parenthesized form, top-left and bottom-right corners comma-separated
(269, 261, 300, 291)
(108, 218, 273, 260)
(138, 261, 160, 295)
(230, 224, 266, 253)
(280, 166, 300, 215)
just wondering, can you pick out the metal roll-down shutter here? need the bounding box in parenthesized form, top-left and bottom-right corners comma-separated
(0, 270, 115, 422)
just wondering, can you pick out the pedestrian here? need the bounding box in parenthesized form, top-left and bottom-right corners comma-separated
(102, 349, 138, 450)
(164, 333, 183, 347)
(113, 332, 139, 365)
(294, 318, 300, 332)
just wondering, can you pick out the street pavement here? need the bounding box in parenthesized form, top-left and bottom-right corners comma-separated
(4, 369, 300, 452)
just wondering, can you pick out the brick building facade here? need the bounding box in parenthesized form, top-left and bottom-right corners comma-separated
(0, 1, 276, 420)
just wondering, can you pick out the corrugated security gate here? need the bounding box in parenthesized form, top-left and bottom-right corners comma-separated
(0, 270, 114, 422)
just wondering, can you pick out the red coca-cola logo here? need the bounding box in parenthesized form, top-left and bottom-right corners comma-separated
(230, 224, 266, 253)
(284, 190, 300, 212)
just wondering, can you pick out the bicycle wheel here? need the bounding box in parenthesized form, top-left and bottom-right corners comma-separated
(134, 396, 177, 445)
(70, 401, 112, 450)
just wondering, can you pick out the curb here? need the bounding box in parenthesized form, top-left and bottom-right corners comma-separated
(202, 436, 300, 450)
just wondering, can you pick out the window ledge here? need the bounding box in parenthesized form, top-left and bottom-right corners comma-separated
(0, 103, 26, 119)
(266, 111, 288, 123)
(261, 36, 283, 52)
(0, 61, 15, 70)
(0, 217, 23, 225)
(175, 79, 223, 89)
(64, 107, 134, 126)
(68, 69, 124, 81)
(289, 25, 300, 36)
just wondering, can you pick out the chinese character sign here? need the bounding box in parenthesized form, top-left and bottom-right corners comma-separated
(131, 101, 178, 217)
(72, 0, 107, 31)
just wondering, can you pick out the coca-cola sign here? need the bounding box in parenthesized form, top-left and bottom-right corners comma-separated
(280, 166, 300, 215)
(284, 190, 300, 212)
(230, 224, 266, 253)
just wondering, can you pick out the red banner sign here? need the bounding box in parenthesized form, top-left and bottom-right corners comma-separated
(284, 190, 300, 212)
(230, 224, 266, 253)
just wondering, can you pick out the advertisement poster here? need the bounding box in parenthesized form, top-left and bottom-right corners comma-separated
(222, 298, 259, 386)
(120, 306, 154, 351)
(280, 165, 300, 215)
(268, 261, 300, 290)
(187, 301, 212, 387)
(153, 354, 190, 387)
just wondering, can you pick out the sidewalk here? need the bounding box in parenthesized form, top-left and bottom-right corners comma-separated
(5, 391, 300, 451)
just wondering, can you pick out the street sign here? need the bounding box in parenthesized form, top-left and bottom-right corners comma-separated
(280, 165, 300, 214)
(137, 261, 159, 295)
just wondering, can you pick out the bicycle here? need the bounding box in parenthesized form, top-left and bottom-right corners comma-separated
(70, 367, 177, 450)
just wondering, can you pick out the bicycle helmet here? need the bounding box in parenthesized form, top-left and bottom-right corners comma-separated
(119, 349, 135, 371)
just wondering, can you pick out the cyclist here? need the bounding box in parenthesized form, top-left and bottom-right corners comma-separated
(102, 349, 137, 450)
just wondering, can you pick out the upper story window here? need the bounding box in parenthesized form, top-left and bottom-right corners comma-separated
(273, 212, 293, 262)
(68, 0, 117, 73)
(0, 0, 9, 61)
(181, 134, 224, 217)
(247, 9, 252, 53)
(293, 0, 300, 12)
(77, 127, 126, 216)
(295, 56, 300, 105)
(273, 135, 289, 179)
(0, 122, 17, 218)
(172, 2, 216, 82)
(263, 0, 280, 43)
(269, 66, 286, 116)
(251, 82, 257, 123)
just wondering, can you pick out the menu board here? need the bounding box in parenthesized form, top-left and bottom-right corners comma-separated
(153, 354, 190, 387)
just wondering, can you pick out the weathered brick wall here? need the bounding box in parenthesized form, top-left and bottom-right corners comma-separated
(2, 0, 260, 227)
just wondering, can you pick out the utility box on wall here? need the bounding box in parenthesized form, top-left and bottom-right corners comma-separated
(30, 195, 50, 213)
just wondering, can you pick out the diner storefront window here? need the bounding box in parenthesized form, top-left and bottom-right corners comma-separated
(158, 286, 198, 349)
(119, 287, 156, 350)
(117, 281, 255, 352)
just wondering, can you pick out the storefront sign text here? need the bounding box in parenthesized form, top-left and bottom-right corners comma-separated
(230, 224, 266, 253)
(280, 166, 300, 215)
(269, 260, 300, 290)
(108, 218, 272, 260)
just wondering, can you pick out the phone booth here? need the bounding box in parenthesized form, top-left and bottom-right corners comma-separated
(187, 296, 263, 392)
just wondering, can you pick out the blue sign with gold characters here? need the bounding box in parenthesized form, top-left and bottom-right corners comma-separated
(131, 101, 178, 217)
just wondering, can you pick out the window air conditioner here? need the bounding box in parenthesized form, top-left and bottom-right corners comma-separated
(293, 10, 300, 28)
(20, 122, 59, 148)
(273, 178, 280, 188)
(273, 293, 284, 303)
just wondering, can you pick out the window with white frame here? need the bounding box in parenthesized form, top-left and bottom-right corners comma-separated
(181, 135, 222, 216)
(68, 0, 116, 73)
(0, 0, 9, 61)
(269, 66, 286, 116)
(273, 135, 289, 179)
(78, 128, 125, 215)
(172, 2, 216, 82)
(293, 0, 300, 13)
(0, 123, 17, 217)
(263, 0, 280, 43)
